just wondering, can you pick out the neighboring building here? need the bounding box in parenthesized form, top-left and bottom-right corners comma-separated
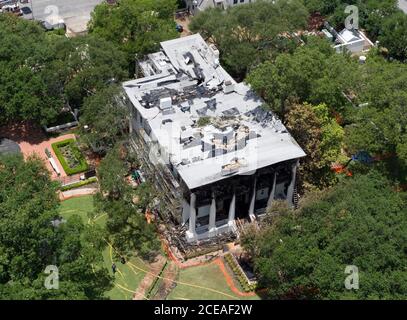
(186, 0, 254, 14)
(123, 34, 305, 243)
(322, 22, 374, 54)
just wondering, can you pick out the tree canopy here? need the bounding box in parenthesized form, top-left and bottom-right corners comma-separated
(189, 0, 309, 79)
(285, 103, 345, 190)
(89, 0, 178, 68)
(344, 55, 407, 177)
(247, 37, 359, 119)
(79, 86, 129, 154)
(244, 173, 407, 299)
(0, 155, 112, 299)
(0, 14, 127, 126)
(95, 144, 160, 260)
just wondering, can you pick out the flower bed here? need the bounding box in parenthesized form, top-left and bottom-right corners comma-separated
(224, 253, 257, 292)
(52, 138, 88, 175)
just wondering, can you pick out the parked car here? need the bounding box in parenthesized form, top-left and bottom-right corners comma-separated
(0, 4, 23, 16)
(20, 6, 31, 15)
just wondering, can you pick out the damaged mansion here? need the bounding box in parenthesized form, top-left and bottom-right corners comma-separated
(123, 34, 306, 244)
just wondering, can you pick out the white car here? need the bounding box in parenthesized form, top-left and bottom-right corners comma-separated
(0, 3, 23, 16)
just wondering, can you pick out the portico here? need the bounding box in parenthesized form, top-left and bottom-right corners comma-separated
(184, 161, 298, 242)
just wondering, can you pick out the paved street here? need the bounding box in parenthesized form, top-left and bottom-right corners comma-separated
(21, 0, 104, 34)
(399, 0, 407, 14)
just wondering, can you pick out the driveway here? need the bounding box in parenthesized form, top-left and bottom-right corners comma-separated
(20, 0, 104, 34)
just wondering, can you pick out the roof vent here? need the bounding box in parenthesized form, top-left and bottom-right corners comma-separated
(224, 80, 235, 94)
(159, 97, 172, 110)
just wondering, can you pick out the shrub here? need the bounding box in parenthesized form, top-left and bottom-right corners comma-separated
(224, 253, 257, 292)
(52, 138, 89, 175)
(60, 177, 97, 191)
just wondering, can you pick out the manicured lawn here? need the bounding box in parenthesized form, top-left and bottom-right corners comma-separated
(59, 195, 148, 300)
(59, 195, 95, 222)
(59, 196, 261, 300)
(167, 263, 260, 300)
(102, 244, 149, 300)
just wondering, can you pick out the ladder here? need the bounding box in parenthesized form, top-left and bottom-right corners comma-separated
(293, 185, 299, 209)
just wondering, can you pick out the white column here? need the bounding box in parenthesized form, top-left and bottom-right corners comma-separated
(208, 192, 217, 235)
(286, 160, 299, 206)
(267, 172, 277, 208)
(248, 177, 257, 220)
(186, 192, 197, 241)
(182, 199, 190, 225)
(228, 193, 236, 226)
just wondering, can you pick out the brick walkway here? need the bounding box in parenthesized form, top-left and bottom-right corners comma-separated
(0, 121, 75, 179)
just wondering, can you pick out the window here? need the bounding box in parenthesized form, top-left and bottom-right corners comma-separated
(233, 0, 238, 4)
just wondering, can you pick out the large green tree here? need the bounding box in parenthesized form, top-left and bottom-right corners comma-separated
(247, 37, 359, 119)
(285, 103, 345, 190)
(190, 0, 309, 79)
(95, 144, 160, 260)
(79, 86, 129, 154)
(0, 15, 63, 125)
(344, 55, 407, 177)
(244, 173, 407, 299)
(88, 0, 178, 69)
(0, 155, 112, 299)
(50, 35, 128, 109)
(0, 14, 127, 126)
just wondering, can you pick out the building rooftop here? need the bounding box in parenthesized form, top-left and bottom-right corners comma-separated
(123, 34, 306, 190)
(0, 138, 21, 156)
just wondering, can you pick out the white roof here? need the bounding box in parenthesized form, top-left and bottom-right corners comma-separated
(123, 34, 306, 189)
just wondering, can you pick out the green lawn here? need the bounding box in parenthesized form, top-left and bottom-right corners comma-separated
(59, 195, 148, 300)
(59, 196, 261, 300)
(167, 263, 260, 300)
(59, 195, 95, 223)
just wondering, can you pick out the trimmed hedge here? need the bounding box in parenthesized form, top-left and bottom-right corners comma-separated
(51, 138, 88, 175)
(60, 177, 97, 191)
(224, 253, 257, 292)
(146, 261, 168, 299)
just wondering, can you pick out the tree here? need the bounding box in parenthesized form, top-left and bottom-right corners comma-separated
(379, 12, 407, 62)
(97, 143, 131, 200)
(79, 86, 129, 154)
(0, 15, 127, 126)
(95, 144, 160, 260)
(0, 155, 112, 299)
(0, 15, 63, 125)
(96, 197, 160, 260)
(189, 0, 309, 79)
(285, 103, 345, 190)
(88, 0, 178, 70)
(344, 56, 407, 177)
(50, 35, 128, 109)
(246, 37, 359, 119)
(245, 172, 407, 299)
